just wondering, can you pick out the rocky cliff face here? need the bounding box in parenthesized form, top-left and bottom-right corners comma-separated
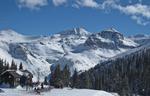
(85, 28, 138, 49)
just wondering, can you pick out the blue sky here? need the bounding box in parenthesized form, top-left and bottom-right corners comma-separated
(0, 0, 150, 36)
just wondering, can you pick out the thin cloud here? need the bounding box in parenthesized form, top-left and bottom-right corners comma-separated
(97, 0, 150, 26)
(116, 4, 150, 19)
(17, 0, 48, 10)
(52, 0, 67, 6)
(113, 4, 150, 25)
(131, 16, 149, 26)
(100, 0, 119, 9)
(16, 0, 150, 25)
(76, 0, 99, 8)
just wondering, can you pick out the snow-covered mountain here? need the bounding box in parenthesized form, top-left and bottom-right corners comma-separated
(0, 28, 144, 81)
(85, 28, 138, 49)
(129, 34, 150, 46)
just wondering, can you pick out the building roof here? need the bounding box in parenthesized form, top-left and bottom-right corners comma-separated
(21, 69, 33, 77)
(0, 70, 21, 78)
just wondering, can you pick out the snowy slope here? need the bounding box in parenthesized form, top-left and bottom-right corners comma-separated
(0, 28, 141, 80)
(129, 34, 150, 46)
(111, 40, 150, 61)
(0, 29, 41, 43)
(0, 88, 117, 96)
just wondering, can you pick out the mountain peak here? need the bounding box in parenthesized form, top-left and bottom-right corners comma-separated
(85, 28, 134, 49)
(0, 29, 22, 37)
(103, 28, 119, 33)
(100, 28, 124, 40)
(57, 27, 90, 36)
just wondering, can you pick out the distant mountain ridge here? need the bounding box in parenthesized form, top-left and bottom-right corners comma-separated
(0, 27, 149, 81)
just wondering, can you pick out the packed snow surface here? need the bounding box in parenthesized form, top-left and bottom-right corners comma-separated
(0, 88, 116, 96)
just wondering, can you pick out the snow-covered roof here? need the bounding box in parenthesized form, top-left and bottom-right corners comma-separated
(0, 70, 21, 78)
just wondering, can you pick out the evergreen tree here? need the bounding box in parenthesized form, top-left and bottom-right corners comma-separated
(44, 76, 48, 85)
(50, 64, 63, 87)
(3, 62, 9, 71)
(82, 71, 91, 88)
(62, 64, 70, 87)
(119, 76, 130, 96)
(0, 59, 4, 74)
(10, 60, 17, 70)
(19, 62, 23, 70)
(6, 63, 9, 70)
(72, 69, 80, 88)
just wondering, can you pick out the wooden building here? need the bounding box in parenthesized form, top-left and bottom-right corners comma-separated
(0, 70, 21, 87)
(0, 69, 33, 88)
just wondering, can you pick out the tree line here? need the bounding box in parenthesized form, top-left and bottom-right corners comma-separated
(75, 48, 150, 96)
(49, 64, 81, 89)
(50, 47, 150, 96)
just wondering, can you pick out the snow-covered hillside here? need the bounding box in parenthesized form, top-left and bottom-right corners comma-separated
(0, 28, 142, 81)
(0, 87, 117, 96)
